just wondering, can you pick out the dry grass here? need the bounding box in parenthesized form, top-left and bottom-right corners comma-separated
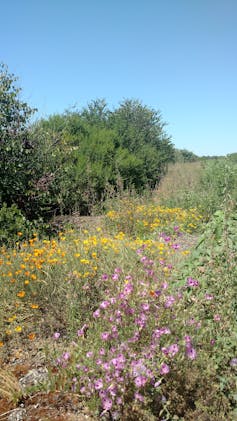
(156, 161, 203, 204)
(0, 368, 22, 404)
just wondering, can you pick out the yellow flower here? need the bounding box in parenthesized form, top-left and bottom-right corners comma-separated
(15, 326, 22, 333)
(30, 304, 39, 309)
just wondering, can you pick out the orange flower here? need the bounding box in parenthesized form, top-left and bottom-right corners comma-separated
(28, 333, 36, 340)
(17, 291, 25, 298)
(0, 341, 4, 347)
(149, 290, 155, 296)
(30, 304, 39, 309)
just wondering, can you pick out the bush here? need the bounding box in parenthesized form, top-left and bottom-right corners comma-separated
(0, 203, 32, 246)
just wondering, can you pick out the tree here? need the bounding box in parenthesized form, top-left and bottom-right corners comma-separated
(0, 63, 36, 209)
(109, 99, 174, 187)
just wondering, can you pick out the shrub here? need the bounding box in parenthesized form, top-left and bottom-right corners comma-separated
(0, 203, 32, 246)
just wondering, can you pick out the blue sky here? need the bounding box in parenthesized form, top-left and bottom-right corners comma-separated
(1, 0, 236, 156)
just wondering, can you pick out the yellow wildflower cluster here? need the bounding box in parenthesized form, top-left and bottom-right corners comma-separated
(106, 202, 202, 235)
(0, 204, 201, 347)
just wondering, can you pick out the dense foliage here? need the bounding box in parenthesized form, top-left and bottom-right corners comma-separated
(0, 65, 174, 240)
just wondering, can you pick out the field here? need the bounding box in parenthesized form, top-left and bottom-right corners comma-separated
(0, 160, 237, 420)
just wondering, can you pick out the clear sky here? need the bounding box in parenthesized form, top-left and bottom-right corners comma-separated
(1, 0, 236, 156)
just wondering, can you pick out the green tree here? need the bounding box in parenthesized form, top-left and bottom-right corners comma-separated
(109, 99, 174, 187)
(0, 63, 36, 209)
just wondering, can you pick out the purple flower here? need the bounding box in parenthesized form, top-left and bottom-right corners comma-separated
(186, 346, 197, 360)
(171, 243, 180, 250)
(100, 300, 110, 309)
(230, 358, 237, 367)
(163, 343, 179, 357)
(112, 273, 119, 280)
(102, 397, 113, 411)
(187, 277, 199, 287)
(164, 295, 175, 308)
(93, 309, 100, 318)
(77, 324, 88, 336)
(214, 314, 221, 322)
(62, 351, 70, 361)
(134, 375, 147, 388)
(184, 335, 192, 344)
(107, 384, 117, 396)
(116, 397, 123, 405)
(205, 293, 214, 300)
(154, 379, 162, 388)
(101, 273, 109, 280)
(141, 303, 150, 311)
(124, 282, 133, 295)
(94, 378, 103, 390)
(134, 392, 144, 402)
(160, 363, 170, 375)
(101, 332, 110, 341)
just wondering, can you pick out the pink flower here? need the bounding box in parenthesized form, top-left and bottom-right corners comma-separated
(187, 277, 199, 287)
(134, 375, 147, 388)
(162, 343, 179, 357)
(134, 392, 144, 401)
(214, 314, 221, 322)
(154, 380, 162, 388)
(101, 332, 110, 341)
(102, 397, 113, 411)
(171, 243, 180, 250)
(205, 293, 214, 300)
(141, 303, 150, 311)
(230, 358, 237, 367)
(186, 346, 197, 360)
(123, 283, 133, 295)
(62, 351, 70, 361)
(94, 378, 103, 390)
(93, 309, 100, 318)
(77, 324, 88, 337)
(100, 300, 110, 309)
(184, 335, 192, 344)
(53, 332, 60, 340)
(164, 295, 175, 308)
(160, 363, 170, 375)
